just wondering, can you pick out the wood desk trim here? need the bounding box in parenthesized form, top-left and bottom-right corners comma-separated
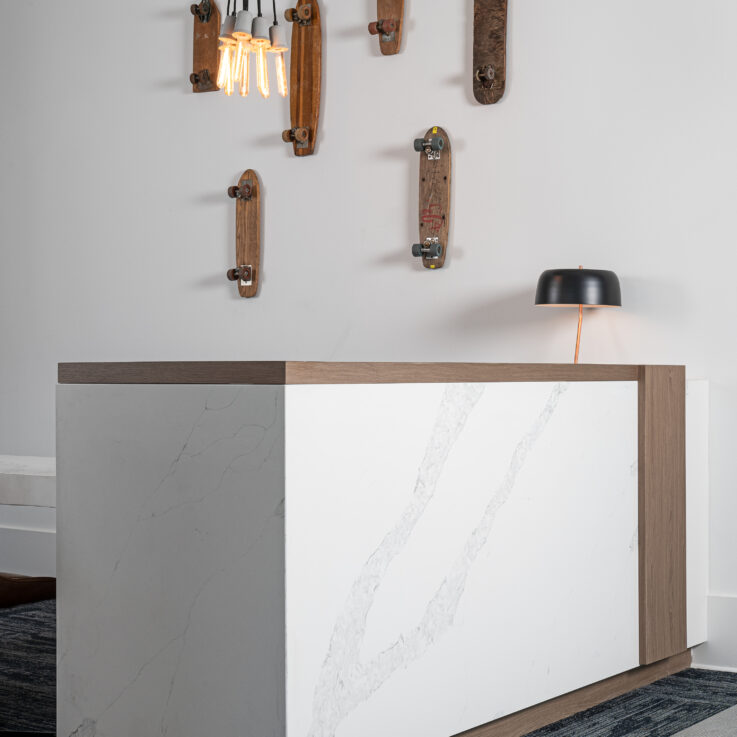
(58, 362, 644, 385)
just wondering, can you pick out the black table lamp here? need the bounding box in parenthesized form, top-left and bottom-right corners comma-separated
(535, 266, 622, 364)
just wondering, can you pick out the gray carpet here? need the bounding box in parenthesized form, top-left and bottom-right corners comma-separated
(0, 599, 55, 734)
(673, 703, 737, 736)
(527, 668, 737, 737)
(2, 601, 737, 737)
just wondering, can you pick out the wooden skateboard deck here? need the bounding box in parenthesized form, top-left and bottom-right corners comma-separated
(227, 170, 261, 298)
(414, 127, 451, 270)
(369, 0, 405, 56)
(473, 0, 508, 104)
(283, 0, 322, 156)
(190, 0, 221, 93)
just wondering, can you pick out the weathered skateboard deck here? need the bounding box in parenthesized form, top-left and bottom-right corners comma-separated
(282, 0, 322, 156)
(473, 0, 508, 104)
(190, 0, 221, 92)
(368, 0, 405, 56)
(226, 170, 261, 298)
(412, 127, 451, 270)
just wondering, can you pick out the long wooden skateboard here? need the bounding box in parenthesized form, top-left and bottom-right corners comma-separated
(368, 0, 405, 56)
(282, 0, 322, 156)
(412, 127, 451, 270)
(190, 0, 221, 93)
(473, 0, 508, 104)
(227, 170, 261, 298)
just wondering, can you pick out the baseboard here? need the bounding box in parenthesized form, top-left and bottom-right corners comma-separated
(456, 650, 692, 737)
(692, 595, 737, 670)
(0, 572, 56, 609)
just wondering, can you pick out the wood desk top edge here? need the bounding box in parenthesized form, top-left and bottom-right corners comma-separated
(57, 362, 683, 385)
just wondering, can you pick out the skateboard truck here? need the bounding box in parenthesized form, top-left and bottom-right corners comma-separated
(228, 183, 253, 201)
(190, 69, 214, 91)
(412, 238, 443, 260)
(282, 127, 310, 149)
(285, 4, 313, 26)
(414, 135, 445, 160)
(475, 64, 495, 88)
(190, 0, 212, 24)
(368, 18, 397, 42)
(227, 265, 254, 286)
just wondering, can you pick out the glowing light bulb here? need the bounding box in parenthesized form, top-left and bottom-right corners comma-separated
(274, 51, 288, 97)
(217, 43, 233, 90)
(256, 46, 270, 98)
(233, 40, 246, 82)
(239, 48, 251, 97)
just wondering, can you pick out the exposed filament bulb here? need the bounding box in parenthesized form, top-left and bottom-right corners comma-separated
(273, 51, 288, 97)
(217, 43, 235, 93)
(256, 46, 270, 98)
(239, 47, 251, 97)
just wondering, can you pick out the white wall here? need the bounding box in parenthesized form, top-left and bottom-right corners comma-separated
(1, 2, 736, 616)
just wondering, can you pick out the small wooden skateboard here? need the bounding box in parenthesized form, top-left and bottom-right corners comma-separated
(473, 0, 508, 104)
(190, 0, 221, 93)
(226, 170, 261, 298)
(412, 127, 451, 270)
(368, 0, 404, 56)
(282, 0, 322, 156)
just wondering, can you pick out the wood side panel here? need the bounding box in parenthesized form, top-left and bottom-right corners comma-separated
(638, 366, 687, 664)
(455, 651, 691, 737)
(58, 362, 643, 385)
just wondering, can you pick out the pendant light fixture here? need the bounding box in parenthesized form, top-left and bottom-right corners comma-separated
(214, 0, 288, 100)
(270, 0, 289, 97)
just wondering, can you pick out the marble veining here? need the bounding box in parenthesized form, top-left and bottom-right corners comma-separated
(306, 384, 567, 737)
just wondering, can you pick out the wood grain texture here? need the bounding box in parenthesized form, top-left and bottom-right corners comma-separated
(418, 127, 451, 269)
(235, 169, 261, 298)
(59, 362, 643, 385)
(473, 0, 508, 104)
(192, 0, 221, 93)
(0, 573, 55, 609)
(376, 0, 404, 55)
(454, 651, 691, 737)
(638, 365, 687, 665)
(287, 0, 322, 156)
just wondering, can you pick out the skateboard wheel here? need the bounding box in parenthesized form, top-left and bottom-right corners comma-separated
(429, 136, 444, 152)
(227, 268, 240, 281)
(190, 73, 199, 84)
(368, 21, 380, 35)
(428, 244, 442, 258)
(294, 127, 309, 143)
(227, 186, 239, 198)
(411, 244, 423, 257)
(295, 4, 312, 22)
(284, 8, 297, 22)
(414, 139, 426, 152)
(282, 129, 295, 142)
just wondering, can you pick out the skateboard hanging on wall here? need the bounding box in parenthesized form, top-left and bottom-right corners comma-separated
(282, 0, 322, 156)
(190, 0, 221, 92)
(226, 170, 261, 298)
(473, 0, 508, 104)
(411, 127, 451, 270)
(368, 0, 405, 56)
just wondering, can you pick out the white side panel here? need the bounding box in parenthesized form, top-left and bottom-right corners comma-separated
(686, 380, 709, 648)
(285, 381, 639, 737)
(57, 385, 285, 737)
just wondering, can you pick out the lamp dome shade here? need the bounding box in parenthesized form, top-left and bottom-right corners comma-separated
(535, 269, 622, 307)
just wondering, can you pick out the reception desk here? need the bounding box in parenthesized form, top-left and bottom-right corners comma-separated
(56, 363, 704, 737)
